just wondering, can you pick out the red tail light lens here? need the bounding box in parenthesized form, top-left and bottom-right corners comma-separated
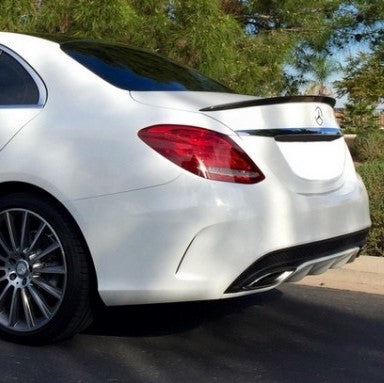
(138, 125, 265, 184)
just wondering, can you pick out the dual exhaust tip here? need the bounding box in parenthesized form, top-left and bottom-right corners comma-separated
(244, 269, 295, 290)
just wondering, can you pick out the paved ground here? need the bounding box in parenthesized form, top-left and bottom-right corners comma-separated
(0, 284, 383, 383)
(296, 255, 384, 295)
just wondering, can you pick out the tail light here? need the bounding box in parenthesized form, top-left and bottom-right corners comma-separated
(138, 125, 264, 184)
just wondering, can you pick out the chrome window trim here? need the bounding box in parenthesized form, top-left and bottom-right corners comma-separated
(0, 44, 47, 108)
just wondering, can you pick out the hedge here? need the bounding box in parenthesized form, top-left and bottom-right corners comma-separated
(357, 160, 384, 257)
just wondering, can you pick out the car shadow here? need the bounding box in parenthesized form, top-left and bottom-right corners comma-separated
(84, 289, 283, 337)
(2, 285, 382, 383)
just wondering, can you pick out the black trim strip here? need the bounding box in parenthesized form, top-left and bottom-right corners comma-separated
(225, 228, 370, 293)
(236, 128, 343, 142)
(275, 134, 341, 142)
(200, 95, 336, 112)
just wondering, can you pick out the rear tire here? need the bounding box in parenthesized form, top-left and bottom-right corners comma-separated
(0, 193, 92, 344)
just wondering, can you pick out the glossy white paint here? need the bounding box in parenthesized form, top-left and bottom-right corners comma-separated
(0, 107, 41, 150)
(0, 33, 371, 305)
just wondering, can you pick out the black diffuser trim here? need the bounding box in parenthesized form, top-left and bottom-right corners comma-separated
(225, 228, 370, 293)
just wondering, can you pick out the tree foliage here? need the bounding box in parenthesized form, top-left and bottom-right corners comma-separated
(0, 0, 38, 31)
(341, 102, 380, 134)
(335, 46, 384, 105)
(0, 0, 383, 98)
(335, 44, 383, 133)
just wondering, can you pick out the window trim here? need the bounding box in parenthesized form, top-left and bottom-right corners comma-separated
(0, 44, 47, 108)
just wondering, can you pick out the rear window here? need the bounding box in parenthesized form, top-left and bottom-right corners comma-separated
(61, 41, 233, 93)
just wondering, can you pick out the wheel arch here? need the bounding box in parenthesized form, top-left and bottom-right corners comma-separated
(0, 181, 100, 303)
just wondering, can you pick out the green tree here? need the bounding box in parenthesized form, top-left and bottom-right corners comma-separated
(305, 55, 341, 96)
(335, 47, 384, 105)
(0, 0, 38, 31)
(166, 0, 243, 87)
(335, 45, 383, 133)
(1, 0, 384, 97)
(341, 102, 379, 133)
(36, 0, 141, 39)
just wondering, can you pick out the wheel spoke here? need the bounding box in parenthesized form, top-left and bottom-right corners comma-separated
(32, 278, 62, 300)
(5, 212, 18, 253)
(27, 285, 52, 319)
(28, 222, 46, 252)
(0, 275, 8, 283)
(0, 283, 11, 303)
(21, 288, 35, 328)
(33, 242, 60, 263)
(36, 265, 66, 275)
(19, 211, 29, 252)
(0, 233, 12, 258)
(8, 288, 19, 328)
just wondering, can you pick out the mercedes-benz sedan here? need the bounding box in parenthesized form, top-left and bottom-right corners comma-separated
(0, 32, 370, 343)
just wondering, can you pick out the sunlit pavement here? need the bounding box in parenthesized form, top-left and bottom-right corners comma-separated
(0, 284, 382, 382)
(296, 256, 384, 295)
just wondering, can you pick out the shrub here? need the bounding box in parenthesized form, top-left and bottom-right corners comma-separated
(357, 160, 384, 257)
(352, 129, 384, 162)
(340, 102, 379, 134)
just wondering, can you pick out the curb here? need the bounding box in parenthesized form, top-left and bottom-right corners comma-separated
(295, 256, 384, 295)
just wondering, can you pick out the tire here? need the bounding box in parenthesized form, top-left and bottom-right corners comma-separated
(0, 193, 92, 344)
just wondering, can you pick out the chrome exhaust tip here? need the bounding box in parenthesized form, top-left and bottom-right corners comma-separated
(245, 269, 294, 290)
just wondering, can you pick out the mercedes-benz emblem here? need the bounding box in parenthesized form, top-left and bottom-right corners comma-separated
(315, 106, 323, 126)
(16, 261, 28, 276)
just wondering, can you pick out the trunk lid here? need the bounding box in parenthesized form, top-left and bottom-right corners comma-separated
(131, 92, 347, 194)
(201, 96, 345, 194)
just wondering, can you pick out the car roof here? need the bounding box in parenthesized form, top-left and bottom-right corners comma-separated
(26, 33, 78, 43)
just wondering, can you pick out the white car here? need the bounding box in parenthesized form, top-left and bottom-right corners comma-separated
(0, 32, 370, 343)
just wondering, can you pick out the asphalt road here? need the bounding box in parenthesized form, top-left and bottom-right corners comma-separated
(0, 284, 383, 383)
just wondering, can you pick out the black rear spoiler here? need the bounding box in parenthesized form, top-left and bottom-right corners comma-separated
(199, 95, 336, 112)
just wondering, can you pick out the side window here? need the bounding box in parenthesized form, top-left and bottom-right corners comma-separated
(0, 50, 40, 105)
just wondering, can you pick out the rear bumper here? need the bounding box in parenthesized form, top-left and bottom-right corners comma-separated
(69, 167, 371, 306)
(225, 228, 369, 293)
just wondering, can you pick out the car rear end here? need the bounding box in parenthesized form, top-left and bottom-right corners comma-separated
(55, 39, 370, 302)
(140, 95, 370, 298)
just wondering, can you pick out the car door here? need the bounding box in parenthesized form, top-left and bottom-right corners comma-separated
(0, 45, 46, 150)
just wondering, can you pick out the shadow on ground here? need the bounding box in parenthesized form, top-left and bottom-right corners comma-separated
(86, 288, 282, 337)
(0, 284, 383, 383)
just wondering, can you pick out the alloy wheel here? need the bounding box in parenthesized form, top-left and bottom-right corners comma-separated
(0, 209, 67, 332)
